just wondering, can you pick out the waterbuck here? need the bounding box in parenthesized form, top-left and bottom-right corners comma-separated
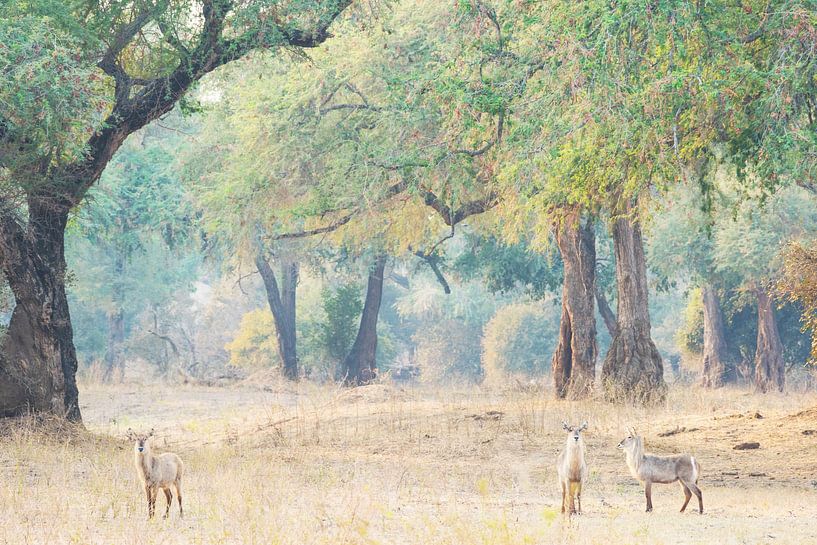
(617, 428, 702, 514)
(127, 428, 184, 519)
(557, 421, 588, 514)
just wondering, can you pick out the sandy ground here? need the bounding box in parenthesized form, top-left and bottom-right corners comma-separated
(1, 381, 816, 544)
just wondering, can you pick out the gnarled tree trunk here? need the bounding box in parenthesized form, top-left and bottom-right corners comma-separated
(601, 213, 666, 404)
(700, 284, 728, 388)
(552, 212, 597, 399)
(754, 286, 784, 393)
(255, 254, 298, 380)
(343, 255, 387, 386)
(0, 196, 81, 420)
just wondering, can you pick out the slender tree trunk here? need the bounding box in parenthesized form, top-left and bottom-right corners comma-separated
(343, 255, 387, 386)
(103, 252, 126, 383)
(701, 284, 728, 388)
(754, 286, 784, 393)
(551, 212, 597, 399)
(255, 254, 298, 380)
(595, 286, 618, 338)
(601, 213, 667, 404)
(0, 196, 81, 421)
(103, 310, 125, 382)
(280, 258, 298, 379)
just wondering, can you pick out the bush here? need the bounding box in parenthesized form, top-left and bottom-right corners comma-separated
(675, 288, 704, 355)
(414, 320, 482, 383)
(319, 284, 362, 363)
(224, 309, 279, 369)
(481, 302, 558, 383)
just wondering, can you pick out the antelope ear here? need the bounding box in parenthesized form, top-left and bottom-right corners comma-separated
(148, 428, 155, 437)
(562, 421, 570, 431)
(126, 428, 134, 440)
(579, 421, 588, 431)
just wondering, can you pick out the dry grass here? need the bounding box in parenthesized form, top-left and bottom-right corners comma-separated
(1, 381, 816, 544)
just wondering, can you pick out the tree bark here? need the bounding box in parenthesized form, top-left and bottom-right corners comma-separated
(343, 255, 387, 386)
(103, 251, 126, 383)
(0, 196, 81, 420)
(700, 284, 728, 388)
(551, 212, 597, 399)
(601, 213, 667, 404)
(754, 286, 784, 393)
(255, 254, 298, 380)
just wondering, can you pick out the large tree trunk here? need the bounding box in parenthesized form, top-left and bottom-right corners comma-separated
(103, 252, 126, 383)
(0, 197, 81, 421)
(343, 255, 387, 386)
(255, 254, 298, 380)
(601, 213, 667, 404)
(700, 284, 728, 388)
(754, 286, 784, 393)
(551, 213, 597, 399)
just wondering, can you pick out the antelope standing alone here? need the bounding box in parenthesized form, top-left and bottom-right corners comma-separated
(557, 421, 588, 515)
(127, 428, 184, 519)
(617, 428, 703, 514)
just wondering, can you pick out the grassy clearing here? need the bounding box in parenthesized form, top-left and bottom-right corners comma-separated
(1, 381, 816, 544)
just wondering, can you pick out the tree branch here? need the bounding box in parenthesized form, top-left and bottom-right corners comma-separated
(414, 251, 451, 294)
(269, 211, 356, 240)
(451, 109, 505, 157)
(595, 285, 618, 338)
(740, 2, 773, 44)
(67, 0, 352, 201)
(320, 103, 384, 115)
(97, 8, 157, 105)
(421, 188, 498, 226)
(146, 329, 180, 357)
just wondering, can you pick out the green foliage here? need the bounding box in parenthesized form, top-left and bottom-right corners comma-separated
(318, 283, 363, 364)
(455, 234, 562, 299)
(395, 279, 500, 327)
(714, 186, 817, 284)
(481, 302, 558, 382)
(65, 126, 201, 366)
(648, 184, 717, 286)
(0, 15, 109, 183)
(182, 0, 515, 262)
(225, 309, 279, 369)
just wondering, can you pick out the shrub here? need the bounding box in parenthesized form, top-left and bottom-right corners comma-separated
(675, 288, 704, 355)
(414, 320, 482, 383)
(481, 302, 558, 383)
(224, 309, 279, 369)
(318, 283, 363, 363)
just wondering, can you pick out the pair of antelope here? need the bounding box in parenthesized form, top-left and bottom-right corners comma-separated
(557, 421, 703, 515)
